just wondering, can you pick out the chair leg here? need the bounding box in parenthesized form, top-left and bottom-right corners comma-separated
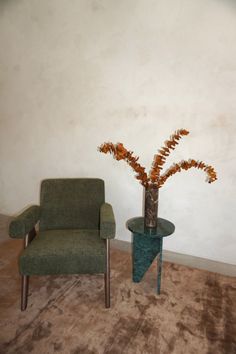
(21, 275, 29, 311)
(104, 239, 110, 308)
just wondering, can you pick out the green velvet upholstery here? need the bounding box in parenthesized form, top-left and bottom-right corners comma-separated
(100, 203, 116, 239)
(9, 178, 115, 277)
(20, 229, 106, 275)
(9, 206, 41, 238)
(40, 179, 105, 231)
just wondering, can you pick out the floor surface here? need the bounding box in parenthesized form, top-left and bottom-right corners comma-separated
(0, 217, 236, 354)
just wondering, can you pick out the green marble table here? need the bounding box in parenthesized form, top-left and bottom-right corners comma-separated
(127, 217, 175, 294)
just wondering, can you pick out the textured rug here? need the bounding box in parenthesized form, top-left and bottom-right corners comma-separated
(0, 236, 236, 353)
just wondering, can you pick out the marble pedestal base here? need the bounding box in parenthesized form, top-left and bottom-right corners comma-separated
(127, 217, 175, 294)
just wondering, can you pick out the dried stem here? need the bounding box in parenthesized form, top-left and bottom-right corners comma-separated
(158, 159, 217, 187)
(98, 129, 217, 189)
(150, 129, 189, 184)
(98, 142, 150, 187)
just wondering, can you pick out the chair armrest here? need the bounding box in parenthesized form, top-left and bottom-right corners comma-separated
(9, 205, 41, 238)
(100, 203, 116, 239)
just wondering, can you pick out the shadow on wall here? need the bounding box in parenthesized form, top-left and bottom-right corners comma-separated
(218, 0, 236, 10)
(0, 0, 16, 14)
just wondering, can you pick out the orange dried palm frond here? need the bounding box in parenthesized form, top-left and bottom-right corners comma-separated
(98, 142, 150, 187)
(158, 159, 217, 188)
(150, 129, 189, 183)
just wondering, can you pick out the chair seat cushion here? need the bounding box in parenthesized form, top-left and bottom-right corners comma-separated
(20, 229, 106, 275)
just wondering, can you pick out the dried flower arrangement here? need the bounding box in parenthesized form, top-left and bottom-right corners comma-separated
(98, 129, 217, 228)
(98, 129, 217, 188)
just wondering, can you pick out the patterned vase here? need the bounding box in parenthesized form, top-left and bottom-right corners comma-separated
(144, 186, 159, 229)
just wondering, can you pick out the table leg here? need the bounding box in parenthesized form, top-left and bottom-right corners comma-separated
(157, 237, 163, 294)
(133, 233, 161, 283)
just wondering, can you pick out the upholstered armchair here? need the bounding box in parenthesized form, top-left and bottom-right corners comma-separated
(9, 178, 115, 311)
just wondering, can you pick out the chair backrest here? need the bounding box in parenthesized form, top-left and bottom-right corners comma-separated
(39, 178, 105, 231)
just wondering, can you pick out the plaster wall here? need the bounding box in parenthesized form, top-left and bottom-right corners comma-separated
(0, 0, 236, 264)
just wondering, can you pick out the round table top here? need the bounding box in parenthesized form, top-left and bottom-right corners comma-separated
(126, 217, 175, 238)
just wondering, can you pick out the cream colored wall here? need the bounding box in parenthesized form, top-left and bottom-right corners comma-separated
(0, 0, 236, 264)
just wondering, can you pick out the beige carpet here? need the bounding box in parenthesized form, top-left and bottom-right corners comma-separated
(0, 227, 236, 353)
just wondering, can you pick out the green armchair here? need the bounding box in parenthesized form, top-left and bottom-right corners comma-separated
(9, 178, 116, 310)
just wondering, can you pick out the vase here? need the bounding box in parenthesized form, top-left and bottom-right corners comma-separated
(144, 186, 159, 229)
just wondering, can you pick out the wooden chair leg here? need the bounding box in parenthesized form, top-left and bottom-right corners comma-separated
(20, 230, 35, 311)
(104, 239, 110, 308)
(21, 275, 29, 311)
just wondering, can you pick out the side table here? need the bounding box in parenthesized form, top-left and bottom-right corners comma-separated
(127, 217, 175, 294)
